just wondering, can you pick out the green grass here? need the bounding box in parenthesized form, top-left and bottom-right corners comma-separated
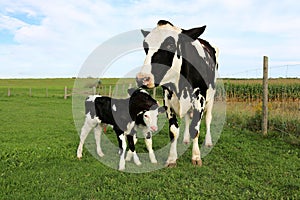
(0, 78, 76, 89)
(1, 96, 300, 199)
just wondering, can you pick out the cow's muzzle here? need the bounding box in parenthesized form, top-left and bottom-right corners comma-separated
(136, 72, 155, 88)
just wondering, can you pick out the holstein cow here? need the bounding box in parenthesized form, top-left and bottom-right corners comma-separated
(136, 20, 219, 167)
(77, 88, 164, 170)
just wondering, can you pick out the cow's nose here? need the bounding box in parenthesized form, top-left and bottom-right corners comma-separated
(150, 126, 158, 132)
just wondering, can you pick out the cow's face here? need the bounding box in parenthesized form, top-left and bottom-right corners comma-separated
(136, 20, 206, 88)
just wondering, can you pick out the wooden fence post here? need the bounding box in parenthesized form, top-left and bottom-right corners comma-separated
(262, 56, 269, 136)
(29, 88, 32, 97)
(8, 88, 11, 97)
(64, 86, 68, 99)
(122, 84, 125, 96)
(109, 85, 112, 97)
(115, 85, 119, 97)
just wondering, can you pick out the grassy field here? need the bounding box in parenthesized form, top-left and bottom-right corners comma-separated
(0, 78, 299, 199)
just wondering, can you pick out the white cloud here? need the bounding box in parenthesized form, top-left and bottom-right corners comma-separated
(0, 14, 27, 31)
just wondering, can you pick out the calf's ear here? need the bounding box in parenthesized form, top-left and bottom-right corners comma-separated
(182, 25, 206, 40)
(158, 106, 167, 113)
(127, 88, 137, 95)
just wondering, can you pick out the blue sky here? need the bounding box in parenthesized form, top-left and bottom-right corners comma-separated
(0, 0, 299, 78)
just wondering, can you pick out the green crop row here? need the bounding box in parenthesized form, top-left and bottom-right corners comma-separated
(222, 83, 300, 102)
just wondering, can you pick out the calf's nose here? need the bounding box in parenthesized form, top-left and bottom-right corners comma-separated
(150, 126, 158, 132)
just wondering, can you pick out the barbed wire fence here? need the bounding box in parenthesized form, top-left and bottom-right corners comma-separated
(222, 64, 300, 79)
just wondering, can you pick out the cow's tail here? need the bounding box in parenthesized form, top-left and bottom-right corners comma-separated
(212, 45, 219, 70)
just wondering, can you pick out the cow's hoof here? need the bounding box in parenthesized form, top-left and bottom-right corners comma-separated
(192, 159, 202, 166)
(183, 140, 190, 145)
(165, 162, 177, 168)
(77, 157, 82, 160)
(205, 143, 213, 147)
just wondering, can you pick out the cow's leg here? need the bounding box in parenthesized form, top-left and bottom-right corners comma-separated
(204, 97, 214, 147)
(162, 89, 180, 167)
(77, 118, 95, 159)
(94, 124, 104, 157)
(166, 107, 179, 167)
(126, 134, 141, 166)
(183, 113, 191, 144)
(144, 132, 157, 163)
(190, 91, 205, 166)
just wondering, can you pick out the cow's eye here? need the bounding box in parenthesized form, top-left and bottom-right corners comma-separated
(162, 36, 176, 52)
(167, 43, 175, 51)
(144, 114, 149, 118)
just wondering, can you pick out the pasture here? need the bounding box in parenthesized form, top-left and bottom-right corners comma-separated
(0, 78, 299, 199)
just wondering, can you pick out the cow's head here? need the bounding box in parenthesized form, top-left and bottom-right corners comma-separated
(136, 20, 207, 89)
(128, 88, 165, 132)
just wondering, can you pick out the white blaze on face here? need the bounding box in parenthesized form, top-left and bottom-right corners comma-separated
(143, 109, 159, 132)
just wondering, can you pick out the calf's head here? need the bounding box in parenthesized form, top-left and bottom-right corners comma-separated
(128, 88, 165, 132)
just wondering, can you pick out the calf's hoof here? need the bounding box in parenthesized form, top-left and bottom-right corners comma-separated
(192, 159, 202, 166)
(97, 151, 104, 157)
(134, 160, 142, 166)
(151, 159, 158, 164)
(165, 162, 177, 168)
(205, 143, 213, 147)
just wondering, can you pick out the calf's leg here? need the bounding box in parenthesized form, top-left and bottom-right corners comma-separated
(145, 134, 157, 164)
(118, 133, 127, 170)
(114, 127, 127, 170)
(126, 134, 141, 166)
(94, 124, 104, 157)
(77, 118, 94, 159)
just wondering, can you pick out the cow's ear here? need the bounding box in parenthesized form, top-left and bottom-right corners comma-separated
(128, 88, 137, 95)
(182, 25, 206, 40)
(141, 29, 150, 38)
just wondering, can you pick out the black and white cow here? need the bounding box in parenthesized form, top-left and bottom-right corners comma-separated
(77, 88, 164, 170)
(136, 20, 219, 167)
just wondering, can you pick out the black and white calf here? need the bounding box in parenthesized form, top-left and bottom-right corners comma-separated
(136, 20, 219, 167)
(77, 88, 164, 170)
